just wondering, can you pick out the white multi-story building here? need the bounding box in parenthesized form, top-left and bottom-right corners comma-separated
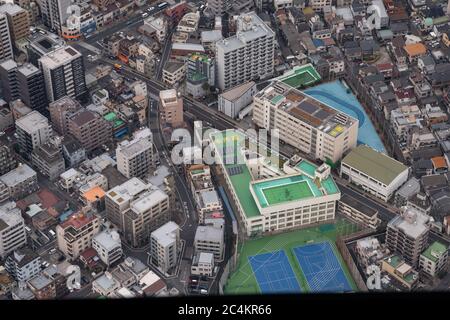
(39, 0, 72, 33)
(92, 230, 123, 266)
(149, 221, 180, 274)
(253, 81, 358, 163)
(15, 111, 52, 156)
(116, 128, 154, 179)
(309, 0, 331, 12)
(5, 249, 41, 282)
(191, 252, 214, 277)
(386, 207, 430, 267)
(206, 0, 231, 16)
(419, 241, 448, 277)
(209, 130, 341, 237)
(38, 45, 87, 102)
(0, 202, 27, 259)
(216, 12, 275, 91)
(194, 221, 224, 261)
(340, 145, 409, 202)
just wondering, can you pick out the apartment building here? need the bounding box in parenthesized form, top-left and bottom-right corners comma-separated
(38, 45, 87, 102)
(106, 178, 171, 247)
(67, 109, 111, 153)
(149, 221, 180, 274)
(5, 248, 41, 282)
(159, 89, 184, 128)
(186, 53, 215, 98)
(31, 141, 66, 181)
(309, 0, 331, 12)
(92, 230, 123, 266)
(419, 241, 448, 277)
(56, 210, 101, 261)
(216, 12, 275, 91)
(162, 61, 186, 86)
(191, 252, 214, 277)
(194, 220, 224, 261)
(0, 202, 27, 259)
(0, 164, 38, 200)
(116, 131, 154, 179)
(338, 194, 381, 229)
(0, 143, 17, 175)
(206, 0, 231, 16)
(39, 0, 71, 34)
(0, 13, 13, 61)
(253, 81, 358, 163)
(48, 96, 81, 135)
(0, 59, 18, 103)
(0, 4, 29, 43)
(15, 111, 52, 156)
(340, 145, 409, 202)
(386, 207, 430, 267)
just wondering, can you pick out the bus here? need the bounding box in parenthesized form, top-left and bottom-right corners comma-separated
(158, 2, 168, 9)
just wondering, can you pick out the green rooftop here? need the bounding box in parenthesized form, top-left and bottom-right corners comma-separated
(277, 64, 321, 89)
(342, 145, 408, 186)
(104, 112, 117, 122)
(297, 160, 317, 177)
(421, 241, 448, 263)
(385, 255, 403, 268)
(252, 175, 321, 207)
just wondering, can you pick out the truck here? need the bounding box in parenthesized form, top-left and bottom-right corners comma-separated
(114, 63, 122, 70)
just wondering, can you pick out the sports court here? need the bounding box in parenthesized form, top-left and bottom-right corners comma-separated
(224, 219, 358, 295)
(262, 180, 313, 206)
(249, 251, 301, 294)
(293, 242, 353, 292)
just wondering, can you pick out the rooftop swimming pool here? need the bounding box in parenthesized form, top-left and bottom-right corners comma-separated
(304, 81, 386, 153)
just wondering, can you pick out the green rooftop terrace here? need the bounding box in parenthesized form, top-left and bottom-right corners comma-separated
(421, 241, 448, 263)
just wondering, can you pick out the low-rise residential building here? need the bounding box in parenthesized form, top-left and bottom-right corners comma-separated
(56, 210, 101, 261)
(340, 145, 409, 202)
(338, 194, 380, 229)
(0, 164, 38, 200)
(191, 252, 214, 277)
(419, 241, 448, 277)
(92, 230, 123, 267)
(159, 89, 184, 128)
(149, 221, 180, 274)
(194, 220, 224, 261)
(5, 248, 41, 282)
(162, 61, 186, 86)
(381, 255, 419, 290)
(31, 141, 66, 181)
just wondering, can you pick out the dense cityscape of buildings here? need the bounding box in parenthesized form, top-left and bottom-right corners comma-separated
(0, 0, 450, 302)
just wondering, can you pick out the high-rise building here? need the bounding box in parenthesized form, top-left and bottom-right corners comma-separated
(0, 13, 13, 61)
(252, 81, 358, 163)
(0, 4, 30, 43)
(105, 178, 170, 247)
(48, 96, 81, 135)
(0, 202, 27, 259)
(386, 207, 430, 267)
(39, 0, 72, 34)
(67, 109, 111, 153)
(0, 142, 17, 175)
(0, 61, 48, 116)
(15, 110, 52, 156)
(116, 128, 154, 179)
(27, 32, 66, 67)
(159, 89, 183, 128)
(149, 221, 180, 274)
(56, 209, 100, 261)
(17, 64, 49, 116)
(0, 59, 18, 103)
(215, 12, 275, 90)
(38, 45, 87, 102)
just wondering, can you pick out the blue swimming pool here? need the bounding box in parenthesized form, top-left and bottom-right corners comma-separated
(304, 81, 386, 153)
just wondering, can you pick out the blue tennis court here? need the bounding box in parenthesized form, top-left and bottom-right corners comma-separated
(293, 242, 353, 293)
(249, 250, 301, 294)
